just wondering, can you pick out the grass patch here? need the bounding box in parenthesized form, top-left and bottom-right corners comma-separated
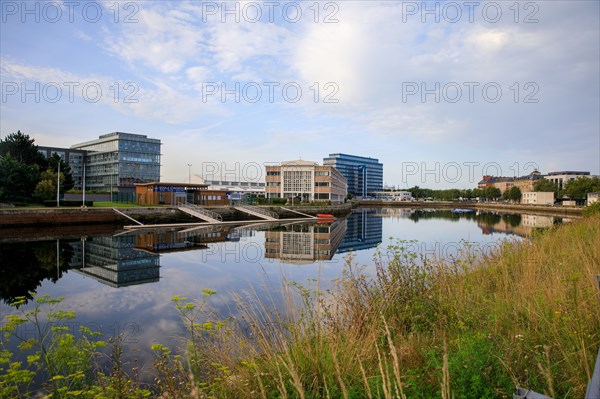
(91, 202, 140, 208)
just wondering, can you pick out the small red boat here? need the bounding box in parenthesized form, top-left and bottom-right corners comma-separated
(316, 213, 335, 219)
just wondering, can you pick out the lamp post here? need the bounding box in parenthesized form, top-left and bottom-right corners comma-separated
(56, 162, 60, 207)
(188, 163, 192, 183)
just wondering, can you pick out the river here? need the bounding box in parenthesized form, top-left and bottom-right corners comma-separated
(0, 207, 571, 383)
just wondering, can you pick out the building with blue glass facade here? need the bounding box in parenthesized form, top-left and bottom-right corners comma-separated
(71, 132, 161, 194)
(39, 132, 161, 195)
(323, 153, 383, 197)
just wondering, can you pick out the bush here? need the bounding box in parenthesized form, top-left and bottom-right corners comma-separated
(583, 201, 600, 217)
(44, 200, 94, 207)
(271, 198, 287, 205)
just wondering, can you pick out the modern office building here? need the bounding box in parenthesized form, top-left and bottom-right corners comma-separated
(544, 171, 591, 191)
(71, 132, 161, 194)
(38, 132, 161, 195)
(265, 160, 347, 203)
(323, 153, 383, 198)
(37, 146, 87, 190)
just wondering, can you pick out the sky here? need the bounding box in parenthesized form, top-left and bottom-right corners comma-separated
(1, 0, 599, 189)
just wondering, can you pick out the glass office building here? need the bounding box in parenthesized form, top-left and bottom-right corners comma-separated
(323, 153, 383, 197)
(37, 146, 87, 190)
(71, 132, 161, 194)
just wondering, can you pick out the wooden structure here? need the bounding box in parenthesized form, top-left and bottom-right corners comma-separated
(135, 182, 230, 206)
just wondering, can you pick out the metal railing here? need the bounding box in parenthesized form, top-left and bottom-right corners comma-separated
(180, 204, 223, 222)
(236, 205, 279, 219)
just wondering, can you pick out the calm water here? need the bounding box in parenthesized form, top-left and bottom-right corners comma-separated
(0, 208, 569, 380)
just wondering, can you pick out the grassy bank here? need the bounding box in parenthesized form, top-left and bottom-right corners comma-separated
(175, 214, 599, 398)
(2, 214, 599, 398)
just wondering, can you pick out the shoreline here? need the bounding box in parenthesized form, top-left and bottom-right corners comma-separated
(357, 200, 584, 217)
(0, 202, 581, 229)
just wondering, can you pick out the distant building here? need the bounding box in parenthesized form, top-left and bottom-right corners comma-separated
(372, 191, 413, 201)
(39, 132, 162, 196)
(323, 153, 383, 197)
(37, 146, 87, 190)
(135, 182, 230, 206)
(265, 160, 347, 204)
(545, 171, 591, 191)
(71, 132, 161, 194)
(587, 192, 600, 206)
(477, 175, 514, 193)
(522, 191, 554, 205)
(514, 170, 545, 193)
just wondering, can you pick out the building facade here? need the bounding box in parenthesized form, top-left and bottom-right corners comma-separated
(265, 160, 347, 204)
(522, 191, 555, 205)
(135, 182, 230, 206)
(587, 192, 600, 206)
(323, 153, 383, 198)
(37, 146, 87, 190)
(71, 132, 161, 194)
(477, 175, 514, 193)
(372, 191, 413, 201)
(545, 171, 591, 191)
(514, 170, 545, 193)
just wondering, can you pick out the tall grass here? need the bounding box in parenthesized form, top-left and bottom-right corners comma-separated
(170, 214, 599, 398)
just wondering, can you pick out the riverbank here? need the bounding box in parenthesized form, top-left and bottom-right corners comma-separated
(0, 204, 354, 228)
(359, 200, 584, 217)
(172, 212, 598, 398)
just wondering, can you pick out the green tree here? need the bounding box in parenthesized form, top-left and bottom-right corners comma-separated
(533, 179, 558, 194)
(0, 154, 40, 203)
(47, 153, 75, 191)
(504, 186, 522, 202)
(563, 177, 600, 199)
(0, 130, 47, 166)
(34, 167, 70, 202)
(484, 186, 501, 200)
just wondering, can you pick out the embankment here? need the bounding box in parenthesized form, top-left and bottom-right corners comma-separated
(358, 200, 583, 217)
(0, 204, 354, 228)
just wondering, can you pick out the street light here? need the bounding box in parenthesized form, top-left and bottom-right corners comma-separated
(188, 163, 192, 183)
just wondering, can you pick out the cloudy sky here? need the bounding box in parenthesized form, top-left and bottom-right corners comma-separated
(1, 0, 598, 188)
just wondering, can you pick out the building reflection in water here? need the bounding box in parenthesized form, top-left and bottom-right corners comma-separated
(264, 220, 347, 263)
(70, 236, 160, 288)
(338, 208, 383, 253)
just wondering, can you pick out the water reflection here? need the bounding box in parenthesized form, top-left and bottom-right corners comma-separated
(70, 236, 160, 288)
(0, 208, 573, 306)
(0, 240, 73, 305)
(338, 208, 383, 253)
(372, 207, 568, 237)
(264, 220, 347, 263)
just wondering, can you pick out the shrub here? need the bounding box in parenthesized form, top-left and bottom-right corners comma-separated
(44, 200, 94, 207)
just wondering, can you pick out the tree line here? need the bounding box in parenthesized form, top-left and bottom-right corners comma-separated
(402, 176, 600, 203)
(0, 131, 75, 204)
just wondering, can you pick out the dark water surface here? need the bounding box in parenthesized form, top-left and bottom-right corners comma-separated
(0, 208, 569, 380)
